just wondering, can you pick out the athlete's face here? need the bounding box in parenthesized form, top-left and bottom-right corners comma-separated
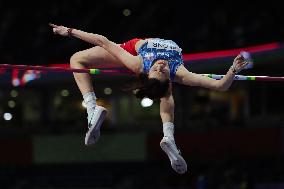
(148, 60, 170, 81)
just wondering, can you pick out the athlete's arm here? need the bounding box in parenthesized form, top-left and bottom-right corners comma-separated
(49, 23, 141, 73)
(175, 54, 248, 91)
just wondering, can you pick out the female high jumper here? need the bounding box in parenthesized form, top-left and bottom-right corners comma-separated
(50, 23, 249, 174)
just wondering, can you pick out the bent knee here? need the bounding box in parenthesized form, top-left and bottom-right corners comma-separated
(70, 51, 95, 68)
(70, 47, 109, 68)
(70, 52, 87, 68)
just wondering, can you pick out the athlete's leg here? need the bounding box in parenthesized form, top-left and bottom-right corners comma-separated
(70, 46, 120, 145)
(159, 95, 187, 174)
(70, 46, 121, 94)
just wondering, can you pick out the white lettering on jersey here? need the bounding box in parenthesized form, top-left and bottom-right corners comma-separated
(157, 52, 170, 57)
(144, 52, 155, 60)
(147, 39, 182, 53)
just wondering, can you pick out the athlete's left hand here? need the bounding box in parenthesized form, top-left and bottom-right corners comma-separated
(231, 54, 249, 74)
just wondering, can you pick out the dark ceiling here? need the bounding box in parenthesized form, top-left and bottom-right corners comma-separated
(0, 0, 283, 66)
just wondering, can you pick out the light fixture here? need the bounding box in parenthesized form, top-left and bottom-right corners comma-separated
(3, 113, 13, 121)
(141, 98, 153, 107)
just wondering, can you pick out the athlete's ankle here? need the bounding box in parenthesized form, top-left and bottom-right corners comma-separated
(163, 122, 174, 138)
(83, 91, 97, 115)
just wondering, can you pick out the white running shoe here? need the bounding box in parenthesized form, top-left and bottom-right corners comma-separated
(160, 136, 187, 174)
(85, 106, 107, 146)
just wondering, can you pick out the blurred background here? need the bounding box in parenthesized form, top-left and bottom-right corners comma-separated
(0, 0, 284, 188)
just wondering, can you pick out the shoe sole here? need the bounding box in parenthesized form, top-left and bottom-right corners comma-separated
(85, 108, 107, 146)
(160, 139, 187, 174)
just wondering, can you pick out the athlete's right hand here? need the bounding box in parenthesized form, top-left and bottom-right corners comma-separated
(49, 23, 69, 37)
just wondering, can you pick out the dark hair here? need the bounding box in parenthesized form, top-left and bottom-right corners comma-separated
(124, 73, 170, 100)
